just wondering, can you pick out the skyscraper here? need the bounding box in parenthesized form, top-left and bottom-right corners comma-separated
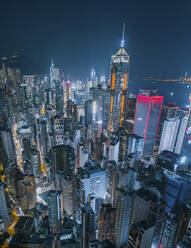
(81, 203, 95, 248)
(86, 85, 109, 132)
(155, 103, 179, 146)
(63, 80, 71, 110)
(119, 132, 144, 161)
(51, 144, 75, 176)
(108, 137, 119, 164)
(108, 24, 129, 131)
(56, 171, 79, 216)
(76, 143, 89, 169)
(0, 129, 16, 162)
(16, 174, 36, 212)
(158, 107, 188, 155)
(46, 190, 63, 234)
(133, 90, 163, 156)
(53, 113, 65, 146)
(123, 93, 137, 133)
(98, 203, 116, 244)
(159, 118, 181, 154)
(0, 183, 10, 229)
(159, 207, 191, 248)
(78, 161, 107, 204)
(114, 187, 134, 248)
(163, 170, 191, 213)
(127, 220, 155, 248)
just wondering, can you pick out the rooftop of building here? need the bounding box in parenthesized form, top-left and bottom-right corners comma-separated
(112, 47, 129, 58)
(82, 202, 94, 214)
(138, 89, 158, 96)
(77, 160, 105, 178)
(15, 216, 34, 232)
(39, 190, 62, 204)
(90, 239, 116, 248)
(56, 170, 75, 180)
(163, 169, 191, 183)
(158, 150, 181, 160)
(136, 185, 164, 205)
(110, 137, 119, 145)
(10, 233, 53, 246)
(132, 220, 154, 232)
(46, 190, 62, 197)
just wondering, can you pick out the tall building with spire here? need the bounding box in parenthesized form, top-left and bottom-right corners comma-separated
(108, 23, 130, 131)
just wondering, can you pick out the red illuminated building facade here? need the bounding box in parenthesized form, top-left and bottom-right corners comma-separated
(133, 90, 163, 156)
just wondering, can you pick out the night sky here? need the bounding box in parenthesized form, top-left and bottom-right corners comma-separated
(0, 0, 191, 79)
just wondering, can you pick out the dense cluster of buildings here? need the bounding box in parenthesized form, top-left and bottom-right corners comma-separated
(0, 34, 191, 248)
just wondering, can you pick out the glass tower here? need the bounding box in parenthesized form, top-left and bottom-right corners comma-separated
(133, 92, 163, 156)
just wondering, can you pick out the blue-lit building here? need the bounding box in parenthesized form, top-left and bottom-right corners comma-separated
(78, 160, 107, 203)
(157, 150, 188, 172)
(163, 170, 191, 213)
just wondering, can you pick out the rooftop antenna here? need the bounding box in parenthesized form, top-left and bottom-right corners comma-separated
(120, 22, 125, 48)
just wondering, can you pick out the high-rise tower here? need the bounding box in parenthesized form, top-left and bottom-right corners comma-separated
(108, 23, 130, 131)
(133, 90, 163, 156)
(0, 183, 10, 229)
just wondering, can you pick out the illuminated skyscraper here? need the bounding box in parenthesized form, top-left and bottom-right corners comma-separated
(63, 80, 71, 110)
(90, 67, 96, 80)
(108, 23, 129, 131)
(159, 118, 180, 154)
(156, 104, 188, 154)
(78, 161, 107, 203)
(114, 187, 134, 248)
(90, 67, 98, 87)
(98, 203, 116, 243)
(109, 137, 119, 164)
(133, 90, 163, 156)
(159, 116, 187, 154)
(54, 113, 65, 146)
(87, 85, 109, 131)
(119, 132, 144, 161)
(155, 103, 179, 146)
